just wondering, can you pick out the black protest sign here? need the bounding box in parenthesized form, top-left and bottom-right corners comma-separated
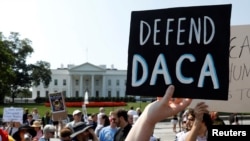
(126, 4, 232, 100)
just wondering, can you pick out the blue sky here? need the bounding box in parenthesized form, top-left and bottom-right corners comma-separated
(0, 0, 249, 69)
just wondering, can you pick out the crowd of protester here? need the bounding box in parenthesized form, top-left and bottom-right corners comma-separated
(0, 105, 145, 141)
(0, 86, 244, 141)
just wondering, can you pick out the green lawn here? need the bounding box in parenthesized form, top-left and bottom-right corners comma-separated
(0, 102, 150, 118)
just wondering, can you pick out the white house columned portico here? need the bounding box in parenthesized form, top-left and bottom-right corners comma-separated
(31, 62, 127, 99)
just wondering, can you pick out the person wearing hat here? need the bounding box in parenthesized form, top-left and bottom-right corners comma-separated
(31, 120, 43, 141)
(70, 122, 98, 141)
(12, 124, 37, 141)
(39, 124, 55, 141)
(66, 109, 83, 129)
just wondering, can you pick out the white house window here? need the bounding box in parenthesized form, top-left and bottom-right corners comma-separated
(116, 80, 120, 86)
(108, 91, 111, 97)
(108, 79, 112, 86)
(75, 80, 79, 85)
(37, 91, 40, 98)
(116, 91, 120, 98)
(96, 80, 99, 86)
(75, 91, 79, 97)
(63, 79, 66, 86)
(54, 79, 58, 86)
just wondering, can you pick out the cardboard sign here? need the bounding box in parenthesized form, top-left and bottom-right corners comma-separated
(49, 92, 68, 121)
(3, 107, 23, 123)
(126, 4, 232, 100)
(49, 92, 66, 113)
(189, 25, 250, 112)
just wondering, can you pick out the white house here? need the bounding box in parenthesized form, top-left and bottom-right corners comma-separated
(31, 62, 127, 99)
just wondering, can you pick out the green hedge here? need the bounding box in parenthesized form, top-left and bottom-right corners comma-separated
(34, 96, 136, 103)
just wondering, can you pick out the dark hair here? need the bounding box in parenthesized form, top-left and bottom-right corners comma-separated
(115, 109, 128, 121)
(102, 115, 110, 127)
(203, 113, 213, 129)
(60, 127, 72, 137)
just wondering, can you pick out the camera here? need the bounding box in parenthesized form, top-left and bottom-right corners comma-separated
(24, 133, 32, 141)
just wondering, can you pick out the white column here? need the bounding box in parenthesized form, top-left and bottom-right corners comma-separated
(68, 75, 72, 97)
(80, 75, 83, 97)
(102, 76, 106, 97)
(91, 75, 94, 97)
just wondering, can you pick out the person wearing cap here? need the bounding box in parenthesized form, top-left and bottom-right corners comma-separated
(70, 122, 98, 141)
(12, 124, 37, 141)
(31, 120, 43, 141)
(66, 109, 83, 130)
(39, 124, 56, 141)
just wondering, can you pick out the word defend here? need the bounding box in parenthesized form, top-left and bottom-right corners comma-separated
(126, 4, 232, 100)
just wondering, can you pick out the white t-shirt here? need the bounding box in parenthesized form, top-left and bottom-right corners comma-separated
(127, 110, 137, 116)
(178, 131, 207, 141)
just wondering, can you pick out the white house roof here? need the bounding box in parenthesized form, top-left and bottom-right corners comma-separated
(69, 62, 106, 72)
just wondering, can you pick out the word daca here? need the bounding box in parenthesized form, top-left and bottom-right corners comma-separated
(212, 129, 246, 136)
(140, 16, 215, 46)
(132, 53, 219, 89)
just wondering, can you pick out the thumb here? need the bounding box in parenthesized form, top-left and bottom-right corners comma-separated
(161, 85, 175, 105)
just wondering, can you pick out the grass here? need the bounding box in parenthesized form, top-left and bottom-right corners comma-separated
(0, 102, 150, 118)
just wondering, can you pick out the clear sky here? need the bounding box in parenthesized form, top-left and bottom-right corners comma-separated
(0, 0, 249, 69)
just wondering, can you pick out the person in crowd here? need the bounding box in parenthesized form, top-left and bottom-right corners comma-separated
(31, 120, 43, 141)
(97, 107, 106, 126)
(229, 113, 239, 125)
(60, 127, 73, 141)
(99, 113, 118, 141)
(12, 124, 37, 141)
(127, 113, 134, 125)
(127, 106, 137, 117)
(175, 118, 187, 141)
(6, 121, 21, 136)
(38, 124, 56, 141)
(175, 108, 195, 141)
(95, 114, 110, 137)
(136, 107, 142, 116)
(0, 128, 15, 141)
(70, 122, 99, 141)
(125, 85, 192, 141)
(113, 109, 132, 141)
(179, 102, 212, 141)
(41, 111, 52, 128)
(89, 113, 98, 130)
(24, 114, 35, 126)
(23, 108, 29, 123)
(32, 108, 40, 120)
(171, 114, 178, 133)
(178, 110, 185, 132)
(210, 111, 225, 125)
(66, 109, 83, 129)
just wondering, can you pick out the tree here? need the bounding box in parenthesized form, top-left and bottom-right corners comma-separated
(0, 32, 52, 104)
